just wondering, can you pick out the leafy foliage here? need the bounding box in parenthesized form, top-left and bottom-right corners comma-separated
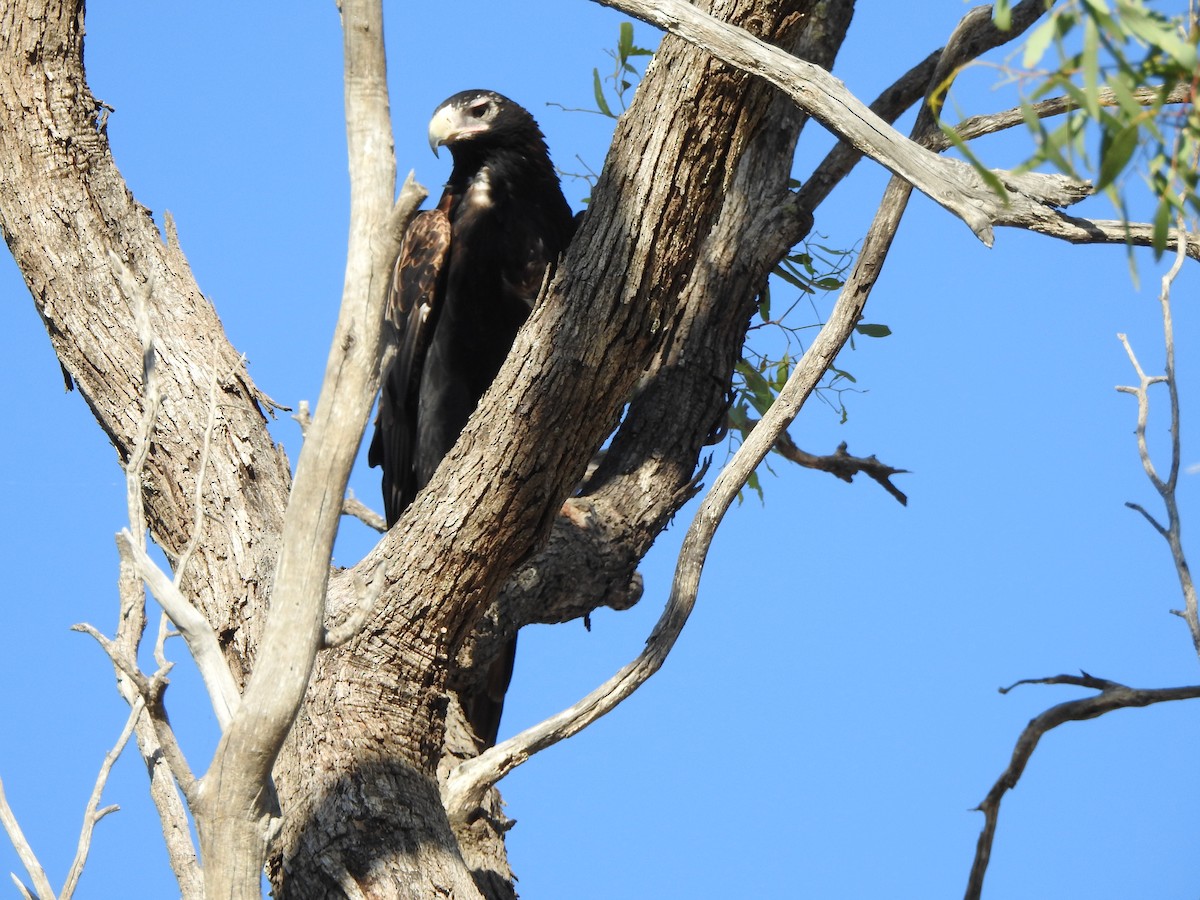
(995, 0, 1198, 256)
(593, 22, 655, 118)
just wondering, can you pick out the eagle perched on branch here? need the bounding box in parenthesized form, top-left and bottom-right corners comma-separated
(369, 90, 576, 748)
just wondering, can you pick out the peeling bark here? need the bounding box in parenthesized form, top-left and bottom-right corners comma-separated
(4, 0, 1129, 897)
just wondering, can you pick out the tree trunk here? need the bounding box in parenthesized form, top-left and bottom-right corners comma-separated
(0, 0, 854, 896)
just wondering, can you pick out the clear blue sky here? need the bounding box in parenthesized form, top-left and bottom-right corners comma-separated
(2, 2, 1198, 898)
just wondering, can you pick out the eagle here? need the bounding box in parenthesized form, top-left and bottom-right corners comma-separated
(369, 90, 576, 749)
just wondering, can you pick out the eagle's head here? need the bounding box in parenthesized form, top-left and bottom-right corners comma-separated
(427, 90, 544, 159)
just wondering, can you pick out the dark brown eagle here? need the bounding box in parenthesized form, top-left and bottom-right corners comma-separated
(369, 90, 575, 749)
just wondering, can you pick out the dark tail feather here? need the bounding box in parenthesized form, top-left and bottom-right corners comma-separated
(461, 635, 518, 750)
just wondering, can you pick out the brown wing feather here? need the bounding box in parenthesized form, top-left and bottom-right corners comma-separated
(369, 208, 451, 525)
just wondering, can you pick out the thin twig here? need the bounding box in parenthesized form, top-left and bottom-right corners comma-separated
(741, 419, 910, 505)
(72, 623, 199, 804)
(117, 529, 241, 729)
(60, 698, 145, 899)
(9, 873, 35, 900)
(342, 489, 387, 533)
(940, 83, 1194, 151)
(154, 611, 176, 672)
(0, 777, 55, 900)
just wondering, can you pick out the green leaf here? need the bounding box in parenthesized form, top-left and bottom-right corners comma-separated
(1081, 15, 1101, 118)
(736, 361, 776, 415)
(855, 323, 893, 338)
(757, 287, 771, 324)
(1023, 16, 1058, 68)
(1119, 2, 1198, 70)
(745, 470, 764, 504)
(772, 261, 813, 293)
(592, 68, 613, 118)
(813, 276, 844, 291)
(789, 251, 815, 274)
(993, 0, 1012, 31)
(1096, 122, 1139, 191)
(774, 357, 791, 387)
(618, 21, 634, 61)
(1151, 196, 1171, 257)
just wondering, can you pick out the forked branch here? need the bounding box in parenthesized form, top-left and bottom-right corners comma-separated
(444, 120, 924, 825)
(595, 0, 1082, 245)
(967, 228, 1196, 898)
(1116, 223, 1199, 656)
(965, 675, 1200, 900)
(195, 0, 423, 892)
(0, 699, 145, 900)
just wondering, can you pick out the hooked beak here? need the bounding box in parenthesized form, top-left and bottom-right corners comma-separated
(427, 105, 488, 157)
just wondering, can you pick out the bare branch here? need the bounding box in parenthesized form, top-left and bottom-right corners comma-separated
(9, 874, 35, 900)
(941, 83, 1194, 150)
(0, 777, 54, 900)
(965, 676, 1200, 900)
(103, 299, 204, 894)
(1023, 213, 1200, 259)
(117, 529, 242, 729)
(1116, 224, 1200, 657)
(1124, 500, 1169, 538)
(743, 420, 910, 505)
(798, 0, 1049, 214)
(342, 489, 387, 533)
(292, 399, 312, 437)
(196, 0, 421, 890)
(445, 105, 924, 823)
(595, 0, 1076, 244)
(60, 698, 144, 900)
(72, 624, 199, 805)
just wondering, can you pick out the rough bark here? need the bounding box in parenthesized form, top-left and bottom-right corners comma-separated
(274, 4, 837, 895)
(0, 0, 292, 691)
(4, 0, 1128, 897)
(0, 0, 917, 894)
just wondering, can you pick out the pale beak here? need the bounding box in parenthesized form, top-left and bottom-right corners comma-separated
(427, 105, 488, 157)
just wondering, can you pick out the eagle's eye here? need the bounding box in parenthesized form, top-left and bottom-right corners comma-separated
(469, 101, 491, 119)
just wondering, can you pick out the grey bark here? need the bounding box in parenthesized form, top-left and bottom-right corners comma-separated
(2, 0, 1112, 897)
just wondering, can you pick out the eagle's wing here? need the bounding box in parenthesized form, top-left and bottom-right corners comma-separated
(369, 208, 451, 526)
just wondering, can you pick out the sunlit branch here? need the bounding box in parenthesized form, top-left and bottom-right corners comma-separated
(1116, 223, 1200, 657)
(797, 0, 1048, 214)
(60, 699, 144, 900)
(593, 0, 1075, 245)
(965, 675, 1200, 900)
(0, 778, 54, 900)
(938, 82, 1194, 151)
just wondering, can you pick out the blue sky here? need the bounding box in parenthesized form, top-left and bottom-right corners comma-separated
(1, 2, 1198, 898)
